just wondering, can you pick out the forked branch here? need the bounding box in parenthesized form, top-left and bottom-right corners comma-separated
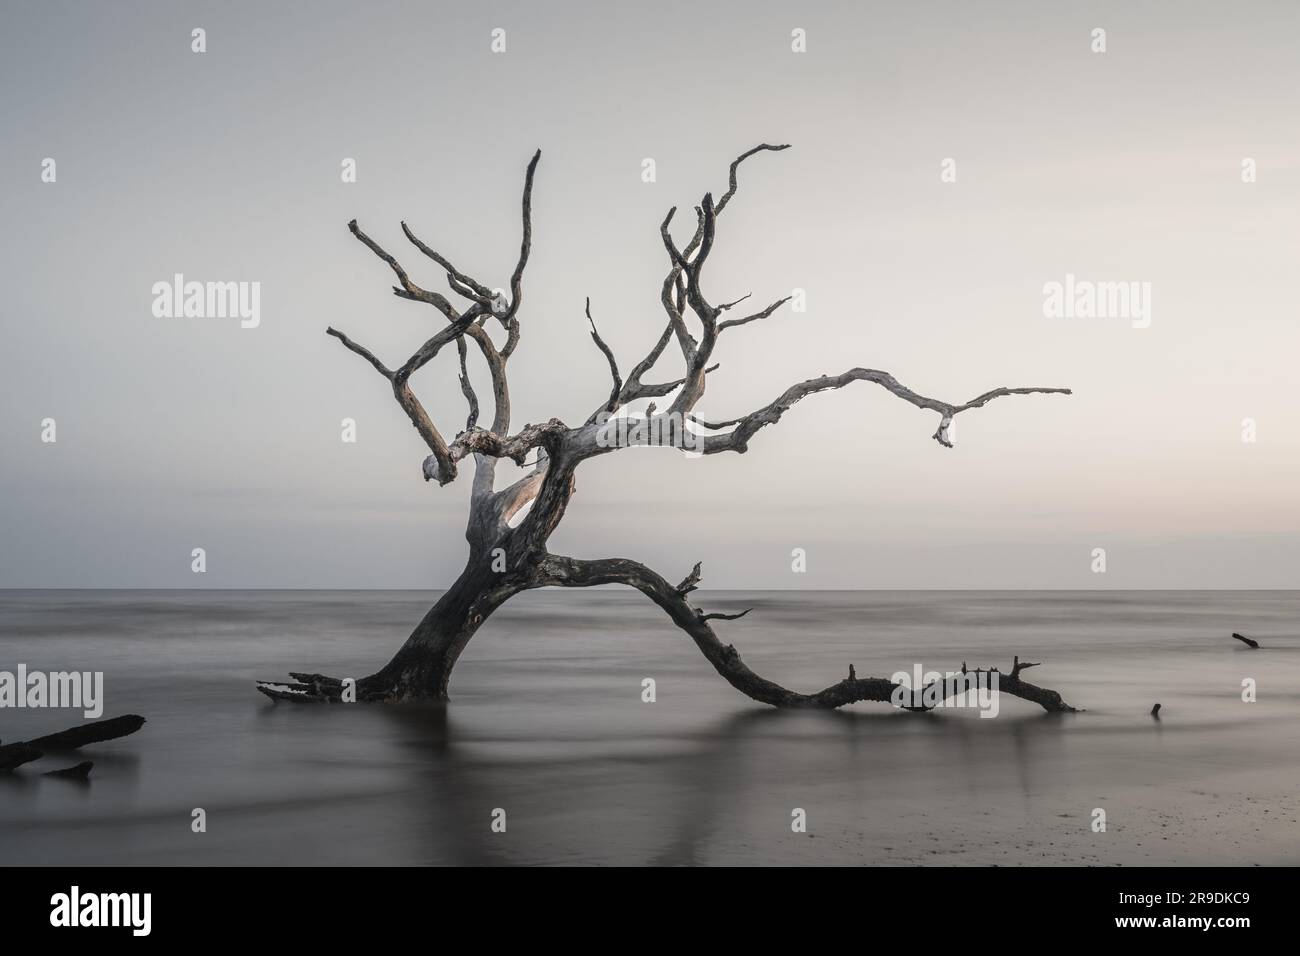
(688, 370, 1071, 453)
(535, 554, 1076, 713)
(326, 152, 543, 487)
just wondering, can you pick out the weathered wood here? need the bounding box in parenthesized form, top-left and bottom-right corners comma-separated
(0, 743, 43, 771)
(24, 714, 145, 751)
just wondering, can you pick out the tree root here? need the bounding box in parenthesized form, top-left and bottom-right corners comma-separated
(255, 672, 394, 704)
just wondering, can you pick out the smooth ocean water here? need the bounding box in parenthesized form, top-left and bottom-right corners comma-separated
(2, 590, 1298, 866)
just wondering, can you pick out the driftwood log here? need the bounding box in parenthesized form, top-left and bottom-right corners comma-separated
(25, 714, 145, 750)
(0, 715, 145, 772)
(0, 743, 43, 771)
(258, 144, 1075, 712)
(1231, 632, 1260, 649)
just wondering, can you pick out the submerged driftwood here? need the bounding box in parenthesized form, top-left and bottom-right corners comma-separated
(260, 652, 1079, 713)
(0, 714, 145, 773)
(25, 714, 145, 750)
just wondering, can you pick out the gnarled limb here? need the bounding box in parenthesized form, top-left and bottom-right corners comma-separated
(445, 418, 569, 469)
(569, 366, 1069, 464)
(688, 371, 1072, 453)
(535, 554, 1077, 713)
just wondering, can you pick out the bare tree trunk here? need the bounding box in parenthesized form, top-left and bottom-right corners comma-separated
(276, 550, 524, 703)
(364, 552, 521, 701)
(367, 566, 501, 701)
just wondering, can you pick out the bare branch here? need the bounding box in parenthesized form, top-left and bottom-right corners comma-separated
(651, 143, 790, 362)
(658, 208, 700, 353)
(649, 143, 781, 374)
(400, 221, 495, 305)
(534, 553, 1076, 712)
(716, 293, 752, 312)
(658, 267, 698, 360)
(699, 607, 753, 623)
(348, 219, 457, 320)
(455, 335, 480, 431)
(326, 327, 393, 380)
(585, 297, 622, 419)
(717, 295, 792, 332)
(689, 369, 1071, 453)
(394, 311, 480, 384)
(1009, 655, 1041, 679)
(347, 154, 542, 455)
(624, 320, 677, 397)
(683, 194, 718, 326)
(385, 384, 453, 482)
(646, 144, 785, 420)
(498, 149, 541, 330)
(660, 207, 689, 271)
(464, 324, 512, 434)
(675, 562, 702, 595)
(714, 143, 791, 216)
(324, 328, 457, 483)
(957, 385, 1072, 412)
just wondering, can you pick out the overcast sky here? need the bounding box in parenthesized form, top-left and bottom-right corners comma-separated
(2, 0, 1298, 588)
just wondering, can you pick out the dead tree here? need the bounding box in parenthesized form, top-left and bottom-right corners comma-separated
(257, 145, 1076, 713)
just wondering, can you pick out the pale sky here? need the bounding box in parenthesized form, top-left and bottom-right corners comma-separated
(2, 0, 1298, 588)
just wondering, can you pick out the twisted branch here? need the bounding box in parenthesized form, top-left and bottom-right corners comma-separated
(535, 554, 1077, 713)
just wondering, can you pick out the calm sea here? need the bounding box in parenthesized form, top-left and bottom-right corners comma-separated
(2, 590, 1298, 865)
